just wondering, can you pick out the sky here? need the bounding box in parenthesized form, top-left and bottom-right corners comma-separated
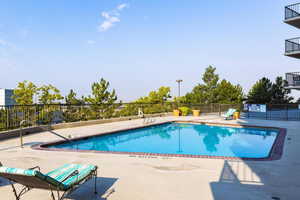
(0, 0, 300, 101)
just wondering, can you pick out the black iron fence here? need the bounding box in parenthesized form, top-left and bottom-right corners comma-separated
(285, 3, 300, 20)
(285, 37, 300, 53)
(243, 104, 300, 121)
(0, 103, 241, 132)
(1, 102, 298, 132)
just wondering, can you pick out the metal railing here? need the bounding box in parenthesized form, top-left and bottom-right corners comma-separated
(243, 104, 300, 121)
(1, 102, 298, 131)
(285, 72, 300, 87)
(285, 3, 300, 20)
(0, 103, 241, 132)
(285, 37, 300, 53)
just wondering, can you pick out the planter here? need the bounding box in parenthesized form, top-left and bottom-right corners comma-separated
(173, 109, 181, 116)
(192, 110, 200, 117)
(233, 112, 240, 120)
(179, 107, 190, 116)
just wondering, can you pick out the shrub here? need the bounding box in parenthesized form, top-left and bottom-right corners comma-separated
(179, 106, 190, 116)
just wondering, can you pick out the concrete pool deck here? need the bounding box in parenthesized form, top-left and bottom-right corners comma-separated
(0, 115, 299, 200)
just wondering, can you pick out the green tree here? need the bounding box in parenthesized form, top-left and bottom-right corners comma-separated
(38, 84, 64, 104)
(65, 89, 84, 105)
(63, 90, 85, 122)
(247, 76, 293, 104)
(119, 87, 172, 116)
(136, 86, 171, 103)
(247, 77, 273, 104)
(203, 65, 219, 89)
(185, 84, 207, 104)
(184, 66, 243, 105)
(215, 80, 243, 104)
(271, 77, 293, 104)
(13, 81, 38, 105)
(184, 66, 220, 104)
(85, 78, 118, 119)
(85, 78, 117, 104)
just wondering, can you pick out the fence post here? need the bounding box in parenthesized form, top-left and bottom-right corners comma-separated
(218, 104, 221, 116)
(286, 105, 288, 121)
(6, 108, 9, 130)
(266, 104, 268, 120)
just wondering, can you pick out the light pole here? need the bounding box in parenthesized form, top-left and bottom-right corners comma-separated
(176, 79, 183, 97)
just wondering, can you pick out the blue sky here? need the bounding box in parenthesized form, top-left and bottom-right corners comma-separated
(0, 0, 299, 101)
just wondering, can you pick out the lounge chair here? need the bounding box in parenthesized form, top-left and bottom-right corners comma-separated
(222, 108, 237, 120)
(0, 163, 97, 200)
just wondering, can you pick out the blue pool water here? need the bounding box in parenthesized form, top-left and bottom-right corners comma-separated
(50, 123, 278, 158)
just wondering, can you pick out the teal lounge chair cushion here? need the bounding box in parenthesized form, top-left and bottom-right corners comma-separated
(223, 108, 237, 118)
(0, 167, 38, 176)
(46, 164, 97, 190)
(0, 166, 66, 190)
(0, 164, 96, 190)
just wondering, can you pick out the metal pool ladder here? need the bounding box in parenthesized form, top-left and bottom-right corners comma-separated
(19, 120, 72, 148)
(138, 108, 156, 124)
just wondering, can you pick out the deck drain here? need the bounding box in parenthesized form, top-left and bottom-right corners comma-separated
(271, 197, 280, 200)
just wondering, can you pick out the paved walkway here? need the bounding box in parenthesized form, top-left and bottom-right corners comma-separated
(0, 115, 299, 200)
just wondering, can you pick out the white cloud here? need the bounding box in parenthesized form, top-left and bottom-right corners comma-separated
(0, 39, 7, 46)
(0, 39, 15, 49)
(87, 40, 96, 45)
(102, 12, 110, 19)
(117, 3, 128, 11)
(98, 3, 128, 32)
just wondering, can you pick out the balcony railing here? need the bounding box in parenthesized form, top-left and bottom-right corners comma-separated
(285, 3, 300, 20)
(285, 72, 300, 87)
(285, 37, 300, 53)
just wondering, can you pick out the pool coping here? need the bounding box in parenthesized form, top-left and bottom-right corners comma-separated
(32, 121, 287, 161)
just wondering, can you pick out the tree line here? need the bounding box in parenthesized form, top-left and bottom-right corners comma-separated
(0, 65, 294, 130)
(13, 78, 118, 105)
(12, 66, 293, 106)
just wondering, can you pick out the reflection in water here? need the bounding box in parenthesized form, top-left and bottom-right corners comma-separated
(193, 125, 233, 152)
(52, 123, 278, 158)
(177, 127, 182, 153)
(203, 133, 220, 152)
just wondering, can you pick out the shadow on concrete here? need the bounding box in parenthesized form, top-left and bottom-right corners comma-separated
(210, 160, 271, 200)
(67, 177, 118, 200)
(209, 117, 296, 200)
(0, 177, 10, 187)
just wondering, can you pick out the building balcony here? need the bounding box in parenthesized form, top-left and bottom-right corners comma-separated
(285, 72, 300, 90)
(284, 3, 300, 29)
(285, 37, 300, 58)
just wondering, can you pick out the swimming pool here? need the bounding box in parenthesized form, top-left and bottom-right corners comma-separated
(42, 122, 283, 159)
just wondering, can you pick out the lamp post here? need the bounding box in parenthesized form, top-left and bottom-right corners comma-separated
(176, 79, 183, 97)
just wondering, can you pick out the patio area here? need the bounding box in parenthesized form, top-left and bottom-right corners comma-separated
(0, 115, 299, 200)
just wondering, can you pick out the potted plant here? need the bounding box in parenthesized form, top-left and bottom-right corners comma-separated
(192, 109, 200, 117)
(233, 109, 240, 119)
(173, 109, 181, 116)
(178, 107, 190, 116)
